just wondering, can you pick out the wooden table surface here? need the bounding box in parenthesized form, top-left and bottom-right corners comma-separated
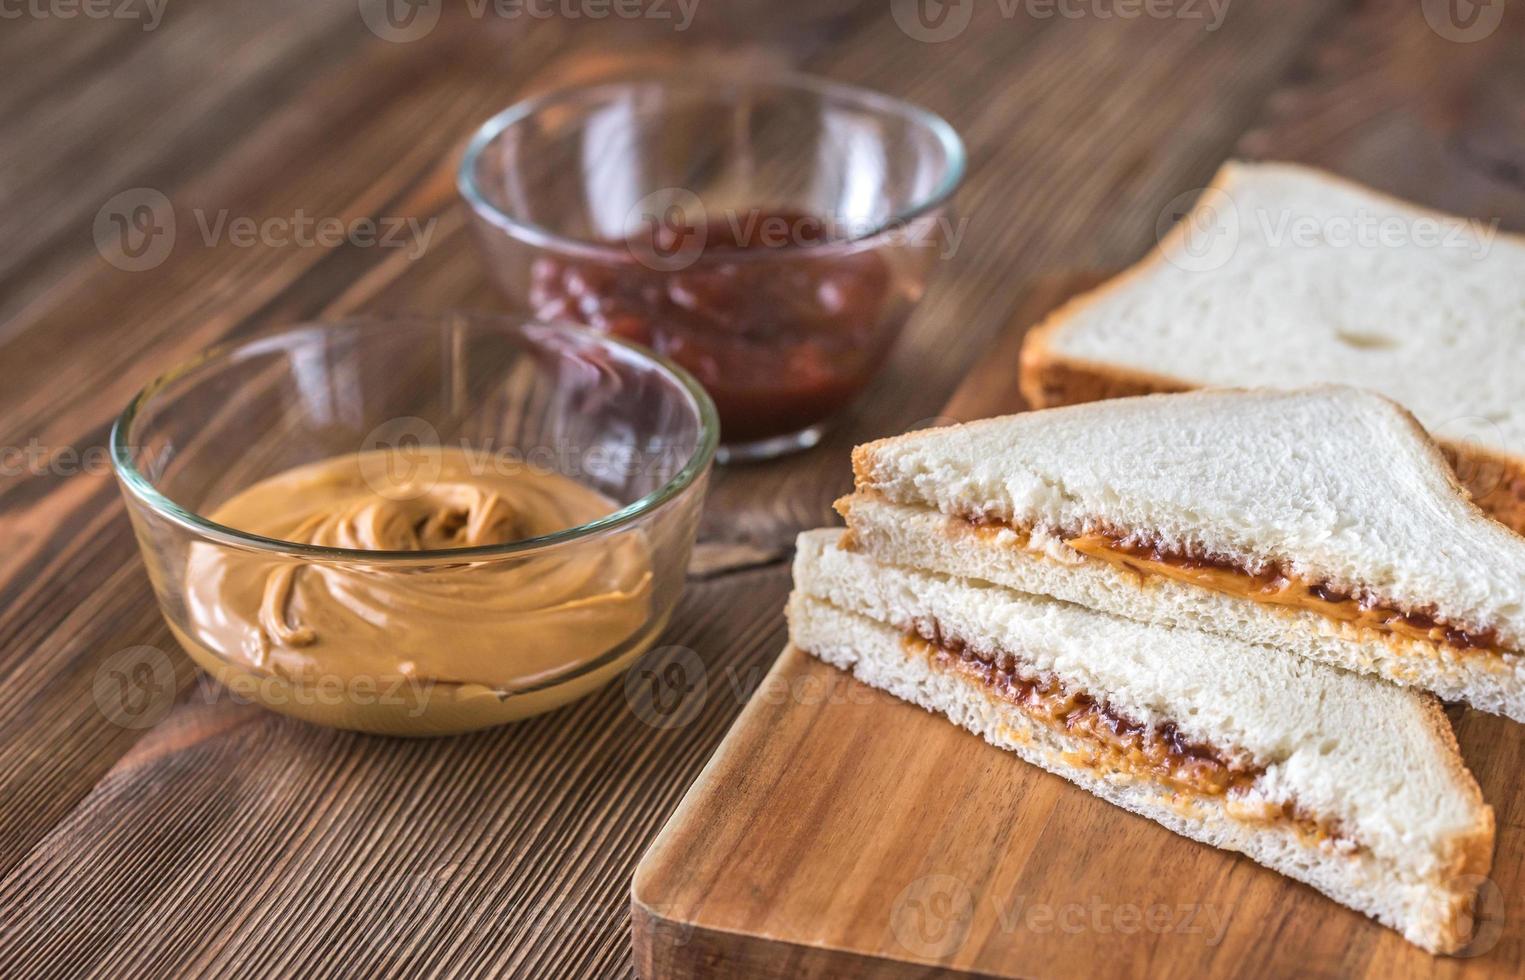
(2, 2, 1523, 977)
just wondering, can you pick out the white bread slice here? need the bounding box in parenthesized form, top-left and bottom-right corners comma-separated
(1018, 160, 1525, 533)
(788, 529, 1494, 954)
(845, 386, 1525, 720)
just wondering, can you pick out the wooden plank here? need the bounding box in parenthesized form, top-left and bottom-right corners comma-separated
(1230, 0, 1525, 222)
(630, 274, 1524, 977)
(0, 0, 367, 332)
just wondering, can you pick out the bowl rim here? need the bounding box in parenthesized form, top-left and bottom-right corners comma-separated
(109, 313, 719, 563)
(456, 70, 967, 262)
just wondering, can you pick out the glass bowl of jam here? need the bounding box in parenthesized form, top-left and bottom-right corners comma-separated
(458, 72, 965, 462)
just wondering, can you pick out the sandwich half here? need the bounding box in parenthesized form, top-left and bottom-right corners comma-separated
(1017, 160, 1525, 532)
(839, 386, 1525, 722)
(788, 529, 1495, 953)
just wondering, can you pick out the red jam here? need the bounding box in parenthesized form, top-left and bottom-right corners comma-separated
(528, 209, 896, 446)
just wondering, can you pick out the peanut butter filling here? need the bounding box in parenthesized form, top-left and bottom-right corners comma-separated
(957, 512, 1503, 655)
(903, 624, 1350, 849)
(1065, 532, 1501, 654)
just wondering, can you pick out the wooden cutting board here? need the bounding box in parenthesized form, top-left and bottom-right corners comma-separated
(629, 273, 1525, 978)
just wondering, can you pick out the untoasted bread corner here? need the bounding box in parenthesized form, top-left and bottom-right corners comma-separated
(1013, 346, 1525, 535)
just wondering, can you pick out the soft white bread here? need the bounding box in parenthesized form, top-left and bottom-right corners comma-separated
(845, 386, 1525, 720)
(788, 529, 1494, 954)
(1018, 160, 1525, 532)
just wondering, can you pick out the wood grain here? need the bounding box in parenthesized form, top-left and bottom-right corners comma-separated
(0, 1, 1520, 976)
(631, 274, 1525, 978)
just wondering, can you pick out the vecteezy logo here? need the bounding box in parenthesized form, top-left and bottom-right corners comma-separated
(1431, 415, 1508, 502)
(1156, 186, 1240, 273)
(889, 874, 975, 960)
(358, 0, 442, 42)
(891, 0, 975, 42)
(906, 414, 960, 432)
(94, 188, 175, 272)
(358, 416, 443, 500)
(1423, 874, 1505, 956)
(93, 646, 178, 729)
(1420, 0, 1506, 43)
(623, 188, 708, 272)
(364, 870, 445, 943)
(623, 645, 707, 730)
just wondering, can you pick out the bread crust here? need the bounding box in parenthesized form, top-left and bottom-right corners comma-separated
(1017, 342, 1191, 407)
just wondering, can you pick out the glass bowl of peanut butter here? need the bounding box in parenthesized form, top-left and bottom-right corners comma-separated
(110, 314, 717, 735)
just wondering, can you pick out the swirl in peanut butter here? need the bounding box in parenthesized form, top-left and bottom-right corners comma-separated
(184, 449, 652, 693)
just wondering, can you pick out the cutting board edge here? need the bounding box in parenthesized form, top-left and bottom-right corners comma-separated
(631, 643, 1009, 980)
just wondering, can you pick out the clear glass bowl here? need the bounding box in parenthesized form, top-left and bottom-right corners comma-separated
(111, 314, 717, 736)
(458, 72, 965, 462)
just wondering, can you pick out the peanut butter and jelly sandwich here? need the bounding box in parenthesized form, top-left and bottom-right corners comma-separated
(787, 529, 1493, 954)
(838, 386, 1525, 722)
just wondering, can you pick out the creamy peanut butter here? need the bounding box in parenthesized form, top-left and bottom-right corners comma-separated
(1062, 532, 1502, 654)
(950, 509, 1503, 655)
(177, 448, 655, 734)
(906, 624, 1352, 850)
